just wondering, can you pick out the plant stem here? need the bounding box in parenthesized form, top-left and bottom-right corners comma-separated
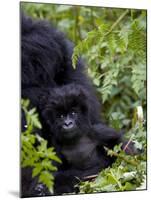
(105, 9, 129, 36)
(123, 135, 134, 152)
(104, 147, 138, 166)
(110, 169, 122, 189)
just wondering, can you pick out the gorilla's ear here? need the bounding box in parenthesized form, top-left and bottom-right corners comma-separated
(39, 89, 50, 110)
(41, 108, 53, 125)
(40, 92, 55, 125)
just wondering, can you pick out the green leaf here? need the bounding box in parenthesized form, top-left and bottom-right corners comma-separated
(32, 165, 43, 177)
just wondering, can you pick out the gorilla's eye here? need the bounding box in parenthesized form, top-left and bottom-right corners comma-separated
(60, 114, 64, 119)
(71, 111, 76, 116)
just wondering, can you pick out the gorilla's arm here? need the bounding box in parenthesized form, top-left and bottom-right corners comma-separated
(90, 123, 123, 148)
(91, 123, 137, 154)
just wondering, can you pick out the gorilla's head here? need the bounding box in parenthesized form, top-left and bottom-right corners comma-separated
(42, 84, 91, 143)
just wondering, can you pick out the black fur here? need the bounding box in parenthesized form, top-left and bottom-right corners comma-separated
(21, 14, 122, 197)
(21, 14, 101, 125)
(41, 84, 122, 195)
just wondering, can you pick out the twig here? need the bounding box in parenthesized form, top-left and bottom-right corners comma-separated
(105, 9, 129, 36)
(123, 135, 133, 152)
(83, 174, 98, 181)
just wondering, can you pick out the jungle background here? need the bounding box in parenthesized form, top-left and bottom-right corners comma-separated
(21, 2, 147, 195)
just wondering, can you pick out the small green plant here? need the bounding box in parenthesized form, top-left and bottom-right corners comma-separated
(21, 99, 62, 193)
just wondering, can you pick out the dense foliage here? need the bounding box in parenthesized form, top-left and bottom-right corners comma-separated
(21, 99, 61, 193)
(21, 3, 147, 194)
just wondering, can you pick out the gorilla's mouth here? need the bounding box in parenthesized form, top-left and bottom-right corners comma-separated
(60, 126, 80, 140)
(62, 128, 77, 137)
(62, 126, 76, 133)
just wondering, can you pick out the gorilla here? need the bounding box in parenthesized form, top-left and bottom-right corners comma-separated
(41, 84, 122, 195)
(21, 14, 100, 125)
(21, 14, 124, 197)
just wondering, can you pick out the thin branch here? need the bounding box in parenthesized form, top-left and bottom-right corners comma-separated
(83, 174, 98, 181)
(105, 9, 129, 36)
(123, 135, 133, 152)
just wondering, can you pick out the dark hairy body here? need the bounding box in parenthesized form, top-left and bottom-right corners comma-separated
(37, 84, 122, 195)
(21, 14, 100, 126)
(21, 14, 123, 197)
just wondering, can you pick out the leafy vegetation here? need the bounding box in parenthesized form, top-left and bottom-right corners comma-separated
(72, 9, 146, 125)
(21, 99, 62, 193)
(21, 3, 147, 194)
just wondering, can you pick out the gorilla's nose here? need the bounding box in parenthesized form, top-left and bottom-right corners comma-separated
(63, 119, 74, 130)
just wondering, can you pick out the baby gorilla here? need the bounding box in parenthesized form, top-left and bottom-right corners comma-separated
(41, 84, 122, 194)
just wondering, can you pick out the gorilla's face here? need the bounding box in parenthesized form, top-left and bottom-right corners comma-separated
(53, 106, 84, 140)
(56, 109, 78, 133)
(45, 101, 90, 143)
(42, 84, 91, 143)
